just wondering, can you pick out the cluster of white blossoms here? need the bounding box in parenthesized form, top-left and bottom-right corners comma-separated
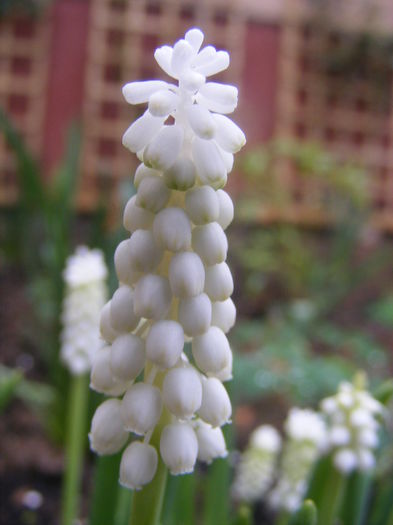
(269, 408, 327, 512)
(232, 425, 281, 502)
(321, 380, 384, 474)
(60, 247, 108, 375)
(89, 28, 245, 490)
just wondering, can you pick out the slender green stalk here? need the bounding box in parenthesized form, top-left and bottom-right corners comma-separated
(89, 454, 123, 525)
(316, 466, 347, 525)
(61, 373, 89, 525)
(114, 486, 133, 525)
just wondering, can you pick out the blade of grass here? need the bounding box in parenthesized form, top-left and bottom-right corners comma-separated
(89, 454, 123, 525)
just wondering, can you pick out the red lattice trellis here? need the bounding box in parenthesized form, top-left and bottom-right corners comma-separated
(275, 0, 393, 228)
(0, 11, 51, 203)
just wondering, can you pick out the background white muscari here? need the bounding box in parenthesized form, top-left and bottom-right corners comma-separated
(60, 246, 108, 375)
(89, 27, 245, 491)
(232, 425, 282, 503)
(268, 408, 327, 513)
(321, 380, 384, 474)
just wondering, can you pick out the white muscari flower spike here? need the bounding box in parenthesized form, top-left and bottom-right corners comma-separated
(321, 378, 383, 475)
(232, 425, 281, 502)
(269, 408, 327, 513)
(90, 27, 245, 491)
(61, 246, 108, 375)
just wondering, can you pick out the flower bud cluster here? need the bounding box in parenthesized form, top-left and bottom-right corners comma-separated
(269, 408, 327, 512)
(321, 380, 383, 474)
(232, 425, 281, 503)
(60, 247, 108, 375)
(89, 28, 245, 490)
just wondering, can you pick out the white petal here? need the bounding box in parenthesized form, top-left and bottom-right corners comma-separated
(122, 383, 162, 435)
(122, 111, 164, 153)
(134, 274, 172, 320)
(169, 252, 205, 298)
(180, 70, 205, 92)
(216, 189, 234, 229)
(100, 301, 119, 343)
(217, 145, 234, 173)
(160, 422, 198, 474)
(198, 377, 232, 427)
(114, 239, 139, 285)
(154, 45, 174, 77)
(178, 293, 212, 337)
(192, 326, 232, 376)
(148, 89, 178, 117)
(146, 320, 184, 369)
(213, 113, 246, 153)
(110, 286, 140, 332)
(163, 366, 202, 419)
(195, 421, 227, 463)
(136, 175, 171, 214)
(204, 263, 234, 301)
(185, 185, 219, 225)
(186, 104, 216, 139)
(211, 298, 236, 333)
(110, 334, 145, 382)
(195, 51, 230, 76)
(144, 125, 184, 171)
(192, 45, 216, 67)
(153, 207, 192, 252)
(185, 28, 204, 53)
(120, 442, 158, 490)
(192, 222, 228, 265)
(171, 39, 195, 77)
(128, 229, 163, 273)
(199, 83, 238, 108)
(123, 195, 154, 233)
(90, 347, 129, 396)
(163, 156, 196, 191)
(192, 137, 226, 187)
(89, 399, 128, 455)
(122, 80, 169, 104)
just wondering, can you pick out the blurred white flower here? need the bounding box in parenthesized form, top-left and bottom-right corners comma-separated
(321, 379, 383, 474)
(269, 408, 327, 512)
(232, 425, 281, 502)
(61, 246, 107, 375)
(89, 27, 245, 490)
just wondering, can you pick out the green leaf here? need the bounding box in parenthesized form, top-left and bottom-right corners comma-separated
(0, 366, 23, 412)
(290, 500, 317, 525)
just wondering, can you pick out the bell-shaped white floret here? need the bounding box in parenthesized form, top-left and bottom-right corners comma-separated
(171, 39, 195, 77)
(169, 252, 205, 298)
(185, 185, 219, 225)
(192, 137, 227, 188)
(134, 274, 172, 320)
(204, 262, 233, 301)
(128, 229, 163, 273)
(133, 163, 161, 189)
(216, 189, 234, 230)
(163, 156, 196, 191)
(148, 89, 178, 117)
(178, 293, 212, 336)
(121, 383, 162, 435)
(192, 223, 228, 265)
(90, 347, 129, 396)
(192, 326, 232, 376)
(119, 441, 158, 490)
(144, 125, 184, 171)
(160, 422, 198, 475)
(215, 351, 233, 382)
(154, 45, 173, 77)
(145, 320, 184, 368)
(123, 80, 169, 104)
(153, 207, 192, 252)
(213, 114, 246, 153)
(89, 398, 128, 455)
(123, 195, 154, 233)
(114, 239, 138, 285)
(110, 334, 145, 382)
(195, 421, 227, 463)
(122, 111, 165, 153)
(162, 366, 202, 418)
(198, 377, 232, 427)
(100, 301, 119, 343)
(185, 28, 204, 53)
(186, 104, 216, 139)
(110, 286, 140, 332)
(192, 45, 216, 67)
(136, 175, 171, 213)
(197, 83, 238, 114)
(194, 51, 230, 77)
(211, 298, 236, 333)
(334, 449, 358, 473)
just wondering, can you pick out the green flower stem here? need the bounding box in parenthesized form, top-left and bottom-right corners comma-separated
(317, 466, 347, 525)
(61, 373, 89, 525)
